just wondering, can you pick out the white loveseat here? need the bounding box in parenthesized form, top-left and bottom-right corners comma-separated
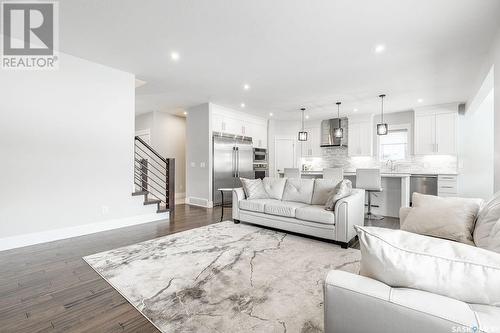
(324, 196, 500, 333)
(232, 178, 365, 248)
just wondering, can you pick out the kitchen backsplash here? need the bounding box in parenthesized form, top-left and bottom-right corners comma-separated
(301, 146, 458, 174)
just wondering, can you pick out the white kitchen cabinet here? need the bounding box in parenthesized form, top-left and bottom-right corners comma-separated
(414, 105, 457, 155)
(211, 105, 268, 148)
(301, 127, 321, 157)
(438, 174, 458, 197)
(348, 115, 373, 157)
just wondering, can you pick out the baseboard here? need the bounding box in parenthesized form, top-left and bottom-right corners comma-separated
(186, 196, 213, 208)
(0, 212, 169, 252)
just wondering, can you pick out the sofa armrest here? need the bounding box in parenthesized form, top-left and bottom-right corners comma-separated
(232, 188, 245, 220)
(324, 270, 488, 333)
(334, 188, 365, 243)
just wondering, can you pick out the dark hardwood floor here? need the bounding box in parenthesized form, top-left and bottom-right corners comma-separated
(0, 204, 398, 332)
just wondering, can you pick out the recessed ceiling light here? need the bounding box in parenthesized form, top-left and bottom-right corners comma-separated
(183, 111, 188, 115)
(417, 98, 423, 103)
(170, 52, 180, 61)
(269, 112, 273, 117)
(305, 115, 310, 119)
(375, 44, 386, 54)
(240, 103, 245, 108)
(243, 84, 250, 90)
(353, 108, 358, 112)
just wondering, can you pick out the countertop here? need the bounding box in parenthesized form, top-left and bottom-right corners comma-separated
(296, 170, 458, 176)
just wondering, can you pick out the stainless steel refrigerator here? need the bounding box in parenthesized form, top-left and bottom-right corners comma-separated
(213, 133, 254, 206)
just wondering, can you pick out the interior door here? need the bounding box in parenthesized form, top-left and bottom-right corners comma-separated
(213, 135, 236, 206)
(275, 137, 296, 176)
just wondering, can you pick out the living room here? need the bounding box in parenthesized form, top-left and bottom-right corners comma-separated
(1, 1, 500, 332)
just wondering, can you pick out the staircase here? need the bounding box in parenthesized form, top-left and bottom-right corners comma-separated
(133, 136, 175, 215)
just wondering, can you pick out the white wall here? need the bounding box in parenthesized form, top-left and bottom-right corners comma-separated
(0, 51, 157, 243)
(135, 111, 186, 199)
(459, 68, 494, 199)
(185, 103, 212, 207)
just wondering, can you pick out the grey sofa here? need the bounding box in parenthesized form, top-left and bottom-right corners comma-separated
(232, 178, 365, 248)
(324, 202, 500, 333)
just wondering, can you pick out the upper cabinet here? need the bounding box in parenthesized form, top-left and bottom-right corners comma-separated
(301, 126, 321, 157)
(211, 104, 268, 148)
(348, 114, 373, 157)
(414, 104, 458, 155)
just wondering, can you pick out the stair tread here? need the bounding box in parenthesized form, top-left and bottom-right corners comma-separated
(144, 199, 161, 205)
(156, 208, 169, 213)
(132, 191, 148, 196)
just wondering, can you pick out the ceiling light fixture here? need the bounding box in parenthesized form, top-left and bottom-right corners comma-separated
(298, 108, 308, 141)
(417, 98, 423, 103)
(269, 112, 273, 117)
(243, 84, 250, 90)
(183, 111, 188, 115)
(375, 44, 386, 54)
(305, 115, 309, 120)
(170, 52, 180, 61)
(353, 108, 358, 112)
(377, 94, 388, 135)
(240, 103, 245, 108)
(334, 102, 343, 138)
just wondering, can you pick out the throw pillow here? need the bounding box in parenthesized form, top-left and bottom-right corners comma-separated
(474, 191, 500, 252)
(282, 178, 315, 204)
(324, 179, 352, 211)
(262, 177, 287, 200)
(239, 178, 268, 200)
(401, 193, 483, 245)
(311, 179, 341, 205)
(356, 226, 500, 306)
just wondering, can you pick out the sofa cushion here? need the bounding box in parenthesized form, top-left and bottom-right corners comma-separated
(401, 193, 483, 245)
(264, 200, 308, 218)
(240, 178, 268, 199)
(282, 178, 314, 204)
(474, 191, 500, 253)
(239, 199, 280, 213)
(311, 179, 341, 205)
(325, 180, 353, 211)
(296, 205, 335, 225)
(262, 177, 287, 200)
(356, 226, 500, 306)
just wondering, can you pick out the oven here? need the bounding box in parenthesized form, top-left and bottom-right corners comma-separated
(253, 163, 268, 180)
(253, 148, 267, 163)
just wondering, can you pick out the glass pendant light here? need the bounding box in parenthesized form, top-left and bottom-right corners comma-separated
(377, 94, 388, 135)
(298, 107, 308, 141)
(333, 102, 343, 138)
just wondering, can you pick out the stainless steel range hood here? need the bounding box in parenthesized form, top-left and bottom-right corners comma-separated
(320, 118, 348, 147)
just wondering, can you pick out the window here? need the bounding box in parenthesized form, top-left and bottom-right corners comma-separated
(378, 129, 408, 161)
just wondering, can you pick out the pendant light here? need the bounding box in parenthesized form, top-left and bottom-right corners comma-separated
(377, 94, 388, 135)
(298, 107, 308, 141)
(333, 102, 343, 138)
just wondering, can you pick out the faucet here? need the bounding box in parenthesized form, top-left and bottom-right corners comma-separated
(386, 160, 397, 172)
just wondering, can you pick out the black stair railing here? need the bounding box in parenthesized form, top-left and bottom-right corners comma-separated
(133, 136, 175, 215)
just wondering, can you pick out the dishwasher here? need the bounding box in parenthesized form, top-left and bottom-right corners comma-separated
(410, 174, 438, 205)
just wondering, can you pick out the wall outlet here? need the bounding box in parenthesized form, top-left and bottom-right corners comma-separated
(102, 205, 110, 215)
(190, 162, 196, 167)
(200, 162, 206, 168)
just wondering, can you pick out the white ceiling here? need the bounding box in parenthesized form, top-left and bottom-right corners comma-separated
(58, 0, 500, 119)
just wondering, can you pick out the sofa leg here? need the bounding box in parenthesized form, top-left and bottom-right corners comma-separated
(233, 219, 240, 224)
(340, 242, 348, 249)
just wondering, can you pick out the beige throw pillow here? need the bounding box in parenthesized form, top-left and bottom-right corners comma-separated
(239, 178, 268, 200)
(401, 193, 483, 245)
(356, 226, 500, 306)
(324, 180, 352, 211)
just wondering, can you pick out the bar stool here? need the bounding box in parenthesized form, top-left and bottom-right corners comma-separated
(284, 168, 300, 178)
(356, 168, 384, 220)
(323, 168, 343, 181)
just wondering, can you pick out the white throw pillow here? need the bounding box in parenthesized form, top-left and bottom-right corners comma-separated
(401, 193, 483, 245)
(311, 179, 341, 205)
(474, 191, 500, 253)
(356, 226, 500, 306)
(324, 180, 352, 211)
(282, 178, 315, 204)
(262, 177, 287, 200)
(239, 178, 268, 200)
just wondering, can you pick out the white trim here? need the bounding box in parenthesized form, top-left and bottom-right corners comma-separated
(376, 123, 411, 161)
(0, 212, 169, 252)
(186, 197, 213, 208)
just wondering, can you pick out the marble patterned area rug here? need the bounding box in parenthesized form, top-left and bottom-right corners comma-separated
(83, 221, 360, 333)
